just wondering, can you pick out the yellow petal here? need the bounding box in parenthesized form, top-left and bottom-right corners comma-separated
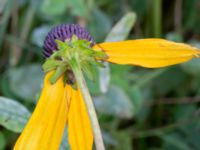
(68, 87, 93, 150)
(14, 71, 69, 150)
(93, 39, 200, 68)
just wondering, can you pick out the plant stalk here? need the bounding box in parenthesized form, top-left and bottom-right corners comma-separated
(72, 60, 105, 150)
(153, 0, 162, 37)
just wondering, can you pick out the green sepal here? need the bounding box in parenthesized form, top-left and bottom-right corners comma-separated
(93, 60, 105, 68)
(55, 39, 71, 50)
(42, 35, 108, 84)
(71, 35, 79, 43)
(82, 62, 96, 81)
(42, 58, 63, 72)
(93, 50, 108, 59)
(50, 65, 67, 84)
(81, 47, 95, 56)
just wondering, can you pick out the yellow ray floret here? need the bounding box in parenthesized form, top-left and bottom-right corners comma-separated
(14, 72, 69, 150)
(93, 39, 200, 68)
(68, 86, 93, 150)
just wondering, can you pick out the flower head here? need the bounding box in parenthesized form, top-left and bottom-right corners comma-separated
(14, 23, 200, 150)
(43, 24, 94, 57)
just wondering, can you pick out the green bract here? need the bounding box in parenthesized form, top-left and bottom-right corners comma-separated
(42, 35, 108, 84)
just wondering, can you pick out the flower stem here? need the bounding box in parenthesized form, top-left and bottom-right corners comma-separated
(72, 60, 105, 150)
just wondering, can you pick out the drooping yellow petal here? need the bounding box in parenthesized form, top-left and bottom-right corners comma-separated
(14, 72, 69, 150)
(68, 87, 93, 150)
(93, 39, 200, 68)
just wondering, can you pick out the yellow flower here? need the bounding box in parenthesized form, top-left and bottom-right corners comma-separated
(14, 71, 93, 150)
(14, 24, 200, 150)
(93, 39, 200, 68)
(14, 72, 66, 149)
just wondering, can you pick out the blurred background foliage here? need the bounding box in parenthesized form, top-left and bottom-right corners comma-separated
(0, 0, 200, 149)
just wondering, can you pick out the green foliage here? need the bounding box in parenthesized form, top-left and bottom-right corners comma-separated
(0, 97, 30, 133)
(0, 131, 6, 150)
(67, 0, 88, 17)
(88, 8, 112, 41)
(0, 0, 200, 149)
(94, 85, 134, 119)
(105, 12, 136, 42)
(7, 64, 43, 102)
(40, 0, 69, 16)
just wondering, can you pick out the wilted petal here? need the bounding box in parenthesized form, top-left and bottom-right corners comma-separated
(93, 39, 200, 68)
(68, 87, 93, 150)
(14, 72, 69, 150)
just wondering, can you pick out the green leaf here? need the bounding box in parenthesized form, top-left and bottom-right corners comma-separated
(181, 41, 200, 75)
(68, 0, 87, 17)
(8, 64, 44, 102)
(105, 12, 136, 42)
(94, 85, 134, 119)
(181, 59, 200, 76)
(102, 132, 117, 147)
(110, 64, 132, 90)
(129, 86, 143, 114)
(111, 131, 132, 150)
(175, 104, 197, 121)
(0, 131, 6, 150)
(0, 73, 16, 98)
(134, 68, 168, 88)
(183, 0, 200, 32)
(0, 97, 31, 133)
(40, 0, 69, 16)
(0, 0, 7, 13)
(130, 0, 147, 17)
(162, 133, 192, 150)
(86, 67, 101, 95)
(99, 62, 110, 93)
(153, 66, 188, 96)
(174, 105, 200, 149)
(0, 0, 13, 49)
(88, 8, 111, 42)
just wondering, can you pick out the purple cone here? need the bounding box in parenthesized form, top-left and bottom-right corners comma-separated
(43, 24, 95, 57)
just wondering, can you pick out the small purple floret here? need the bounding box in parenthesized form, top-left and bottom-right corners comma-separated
(43, 24, 95, 57)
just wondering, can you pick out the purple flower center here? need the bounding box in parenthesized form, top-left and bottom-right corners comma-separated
(43, 24, 94, 57)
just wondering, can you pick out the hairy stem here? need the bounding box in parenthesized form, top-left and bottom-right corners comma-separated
(72, 59, 105, 150)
